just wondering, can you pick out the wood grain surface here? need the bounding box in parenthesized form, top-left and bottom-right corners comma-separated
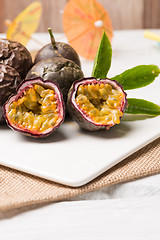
(0, 0, 160, 32)
(1, 197, 160, 240)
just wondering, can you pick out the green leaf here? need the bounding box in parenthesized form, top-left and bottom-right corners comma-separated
(111, 65, 160, 90)
(125, 98, 160, 115)
(92, 31, 112, 78)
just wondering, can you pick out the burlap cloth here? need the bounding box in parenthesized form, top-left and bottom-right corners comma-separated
(0, 137, 160, 211)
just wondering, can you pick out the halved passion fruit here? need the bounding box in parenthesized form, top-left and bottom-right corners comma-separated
(67, 77, 127, 131)
(3, 77, 65, 138)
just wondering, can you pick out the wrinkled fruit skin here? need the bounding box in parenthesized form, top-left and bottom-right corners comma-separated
(67, 77, 128, 131)
(34, 42, 81, 68)
(0, 39, 33, 79)
(0, 63, 22, 123)
(26, 57, 84, 103)
(3, 77, 65, 138)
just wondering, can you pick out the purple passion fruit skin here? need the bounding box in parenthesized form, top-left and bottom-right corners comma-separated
(26, 57, 84, 103)
(3, 77, 65, 138)
(67, 77, 128, 131)
(0, 39, 33, 79)
(34, 42, 81, 68)
(0, 63, 22, 123)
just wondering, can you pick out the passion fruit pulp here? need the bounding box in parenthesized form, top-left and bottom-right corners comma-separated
(3, 77, 65, 138)
(67, 77, 127, 131)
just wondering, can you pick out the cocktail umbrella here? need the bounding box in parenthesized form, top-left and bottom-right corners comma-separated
(144, 30, 160, 46)
(6, 1, 42, 46)
(63, 0, 113, 60)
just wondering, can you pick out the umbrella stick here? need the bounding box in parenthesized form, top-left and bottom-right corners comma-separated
(29, 35, 44, 46)
(21, 32, 43, 46)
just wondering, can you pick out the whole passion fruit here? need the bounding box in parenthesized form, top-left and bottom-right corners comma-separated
(0, 39, 33, 79)
(34, 28, 81, 68)
(67, 77, 127, 131)
(0, 63, 22, 123)
(3, 77, 65, 138)
(26, 57, 84, 103)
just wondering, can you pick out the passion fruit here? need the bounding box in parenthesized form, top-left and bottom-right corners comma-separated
(34, 28, 81, 68)
(0, 39, 33, 79)
(3, 77, 65, 138)
(67, 77, 127, 131)
(26, 57, 84, 103)
(0, 63, 22, 123)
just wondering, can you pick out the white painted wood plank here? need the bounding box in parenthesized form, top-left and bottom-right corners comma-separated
(1, 197, 160, 240)
(72, 174, 160, 200)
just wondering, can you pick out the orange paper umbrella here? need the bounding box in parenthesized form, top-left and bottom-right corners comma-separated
(63, 0, 113, 60)
(6, 1, 42, 46)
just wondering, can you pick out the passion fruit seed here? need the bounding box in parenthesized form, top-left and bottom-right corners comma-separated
(75, 83, 123, 125)
(7, 84, 59, 133)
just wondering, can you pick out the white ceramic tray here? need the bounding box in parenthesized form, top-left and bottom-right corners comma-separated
(0, 31, 160, 187)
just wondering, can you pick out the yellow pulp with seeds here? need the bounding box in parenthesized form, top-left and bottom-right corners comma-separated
(8, 84, 59, 133)
(75, 83, 124, 125)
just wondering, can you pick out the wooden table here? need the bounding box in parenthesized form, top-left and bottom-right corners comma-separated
(1, 29, 160, 239)
(1, 175, 160, 239)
